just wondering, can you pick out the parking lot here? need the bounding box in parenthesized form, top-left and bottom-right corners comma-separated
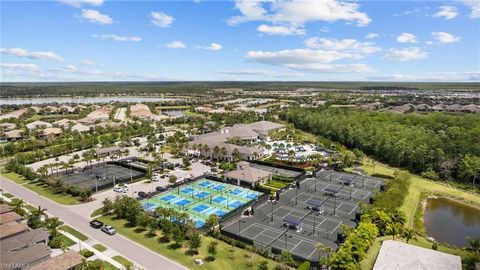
(221, 170, 384, 262)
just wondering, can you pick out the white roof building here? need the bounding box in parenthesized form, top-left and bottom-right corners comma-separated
(373, 240, 461, 270)
(26, 121, 52, 130)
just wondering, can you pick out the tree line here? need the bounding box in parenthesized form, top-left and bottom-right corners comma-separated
(281, 107, 480, 186)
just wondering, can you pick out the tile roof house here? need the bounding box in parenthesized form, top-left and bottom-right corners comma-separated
(41, 127, 63, 137)
(373, 240, 461, 270)
(0, 122, 17, 131)
(29, 250, 83, 270)
(26, 121, 52, 130)
(0, 211, 23, 225)
(0, 222, 29, 240)
(1, 228, 49, 252)
(53, 119, 78, 128)
(0, 204, 13, 214)
(0, 109, 28, 121)
(0, 243, 52, 269)
(225, 162, 272, 188)
(71, 123, 90, 133)
(3, 129, 23, 141)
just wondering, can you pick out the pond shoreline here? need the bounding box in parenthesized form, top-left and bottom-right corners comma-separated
(422, 195, 480, 248)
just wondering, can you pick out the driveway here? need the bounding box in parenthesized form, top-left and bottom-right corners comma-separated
(0, 175, 188, 270)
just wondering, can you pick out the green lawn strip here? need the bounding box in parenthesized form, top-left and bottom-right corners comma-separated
(101, 261, 119, 270)
(90, 208, 103, 218)
(408, 236, 471, 259)
(359, 236, 389, 270)
(57, 234, 76, 247)
(112, 255, 133, 268)
(98, 215, 289, 270)
(92, 244, 107, 252)
(60, 225, 88, 241)
(24, 204, 37, 212)
(3, 193, 14, 198)
(1, 171, 79, 205)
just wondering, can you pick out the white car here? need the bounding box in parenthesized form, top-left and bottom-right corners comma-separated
(113, 186, 128, 193)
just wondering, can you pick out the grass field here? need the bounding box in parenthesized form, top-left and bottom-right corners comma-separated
(93, 244, 107, 252)
(90, 208, 103, 218)
(58, 234, 76, 247)
(112, 255, 133, 268)
(60, 225, 89, 241)
(1, 171, 79, 205)
(97, 215, 289, 270)
(101, 261, 118, 270)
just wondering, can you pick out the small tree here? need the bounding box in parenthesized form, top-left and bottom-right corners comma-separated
(102, 198, 114, 215)
(188, 231, 202, 255)
(207, 241, 218, 261)
(169, 175, 177, 185)
(257, 260, 268, 270)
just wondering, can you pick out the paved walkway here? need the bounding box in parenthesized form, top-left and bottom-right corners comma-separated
(0, 175, 188, 270)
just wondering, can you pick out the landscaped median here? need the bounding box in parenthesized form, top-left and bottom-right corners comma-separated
(1, 171, 79, 205)
(97, 215, 289, 270)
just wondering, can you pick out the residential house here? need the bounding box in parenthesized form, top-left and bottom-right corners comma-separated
(0, 122, 17, 131)
(26, 121, 52, 130)
(29, 250, 83, 270)
(41, 127, 63, 138)
(53, 119, 77, 129)
(71, 123, 90, 133)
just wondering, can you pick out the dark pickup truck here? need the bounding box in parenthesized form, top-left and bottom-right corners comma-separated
(90, 220, 104, 229)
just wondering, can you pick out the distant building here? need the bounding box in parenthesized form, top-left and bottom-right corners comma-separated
(3, 129, 23, 141)
(41, 127, 63, 138)
(29, 250, 83, 270)
(373, 240, 461, 270)
(26, 121, 52, 130)
(95, 146, 122, 157)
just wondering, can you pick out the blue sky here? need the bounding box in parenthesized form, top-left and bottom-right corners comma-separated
(1, 0, 479, 82)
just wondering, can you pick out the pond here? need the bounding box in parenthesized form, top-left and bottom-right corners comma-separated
(423, 197, 480, 247)
(162, 110, 184, 117)
(0, 96, 185, 105)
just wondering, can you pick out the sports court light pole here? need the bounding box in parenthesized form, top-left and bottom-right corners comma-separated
(333, 195, 337, 216)
(271, 201, 274, 222)
(238, 219, 245, 237)
(312, 211, 316, 235)
(295, 181, 298, 205)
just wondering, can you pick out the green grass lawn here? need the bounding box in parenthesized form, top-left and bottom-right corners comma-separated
(112, 255, 133, 268)
(1, 171, 79, 205)
(98, 215, 289, 270)
(58, 234, 76, 247)
(93, 244, 107, 252)
(90, 208, 103, 218)
(101, 261, 118, 270)
(3, 193, 14, 198)
(60, 225, 88, 241)
(359, 236, 389, 270)
(157, 105, 190, 110)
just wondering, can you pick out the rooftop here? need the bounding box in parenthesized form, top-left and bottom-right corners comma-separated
(373, 240, 461, 270)
(29, 250, 83, 270)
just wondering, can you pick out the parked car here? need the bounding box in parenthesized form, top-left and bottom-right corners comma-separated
(138, 191, 147, 197)
(101, 225, 116, 235)
(156, 186, 165, 192)
(90, 220, 103, 229)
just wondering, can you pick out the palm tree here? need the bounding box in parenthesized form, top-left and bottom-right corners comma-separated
(45, 217, 64, 237)
(467, 237, 480, 255)
(402, 228, 416, 243)
(316, 242, 334, 269)
(220, 147, 227, 161)
(203, 144, 210, 159)
(232, 148, 241, 162)
(213, 146, 220, 161)
(9, 198, 26, 216)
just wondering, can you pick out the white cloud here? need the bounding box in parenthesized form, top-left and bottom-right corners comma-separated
(462, 0, 480, 18)
(165, 41, 187, 49)
(92, 34, 142, 42)
(204, 43, 223, 51)
(62, 64, 78, 72)
(228, 0, 371, 33)
(433, 6, 458, 20)
(0, 63, 40, 72)
(367, 71, 480, 82)
(431, 32, 460, 43)
(304, 37, 381, 55)
(215, 69, 304, 78)
(80, 59, 96, 66)
(383, 47, 427, 62)
(396, 33, 417, 43)
(0, 48, 64, 61)
(59, 0, 103, 8)
(365, 33, 379, 39)
(257, 24, 305, 36)
(245, 48, 374, 73)
(81, 9, 113, 24)
(150, 11, 174, 28)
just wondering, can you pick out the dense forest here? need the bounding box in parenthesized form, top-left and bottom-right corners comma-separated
(281, 107, 480, 185)
(1, 81, 479, 96)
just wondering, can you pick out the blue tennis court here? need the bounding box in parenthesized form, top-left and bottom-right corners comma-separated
(142, 178, 263, 228)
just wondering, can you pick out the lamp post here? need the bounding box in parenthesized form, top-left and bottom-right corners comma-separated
(284, 234, 291, 249)
(295, 181, 298, 205)
(333, 195, 337, 216)
(238, 219, 245, 238)
(270, 201, 274, 222)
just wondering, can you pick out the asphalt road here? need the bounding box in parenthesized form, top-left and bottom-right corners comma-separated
(0, 175, 188, 270)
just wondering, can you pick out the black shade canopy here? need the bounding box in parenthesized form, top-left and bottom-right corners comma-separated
(306, 199, 323, 208)
(283, 215, 301, 226)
